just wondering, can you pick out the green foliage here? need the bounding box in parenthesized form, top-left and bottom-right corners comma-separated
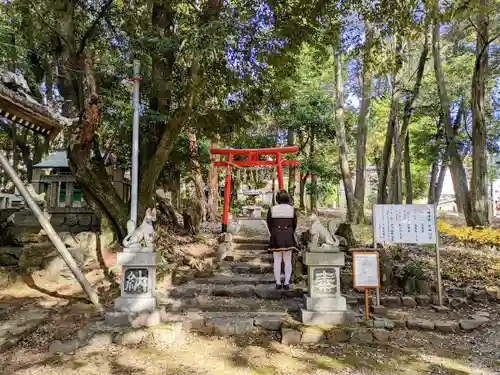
(402, 260, 433, 280)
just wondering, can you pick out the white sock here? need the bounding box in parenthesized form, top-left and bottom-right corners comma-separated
(283, 251, 292, 285)
(273, 251, 283, 284)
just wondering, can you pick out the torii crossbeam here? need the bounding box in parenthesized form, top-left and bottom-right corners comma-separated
(210, 145, 298, 232)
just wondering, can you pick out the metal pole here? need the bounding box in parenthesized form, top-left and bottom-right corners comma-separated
(434, 204, 443, 306)
(130, 60, 141, 227)
(0, 151, 101, 308)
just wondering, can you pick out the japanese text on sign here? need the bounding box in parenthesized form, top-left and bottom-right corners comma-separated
(353, 252, 380, 288)
(373, 204, 436, 245)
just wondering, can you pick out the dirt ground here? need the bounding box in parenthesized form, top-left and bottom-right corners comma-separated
(1, 267, 499, 375)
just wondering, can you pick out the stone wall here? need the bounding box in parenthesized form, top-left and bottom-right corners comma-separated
(6, 207, 100, 234)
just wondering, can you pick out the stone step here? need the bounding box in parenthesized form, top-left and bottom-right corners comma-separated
(225, 251, 273, 262)
(232, 242, 269, 251)
(232, 236, 268, 245)
(159, 296, 304, 314)
(227, 261, 273, 275)
(194, 274, 276, 285)
(165, 283, 307, 300)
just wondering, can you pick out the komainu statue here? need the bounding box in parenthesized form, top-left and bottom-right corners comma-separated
(307, 214, 344, 251)
(122, 208, 157, 248)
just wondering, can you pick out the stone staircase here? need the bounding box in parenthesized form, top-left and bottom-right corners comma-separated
(157, 235, 308, 331)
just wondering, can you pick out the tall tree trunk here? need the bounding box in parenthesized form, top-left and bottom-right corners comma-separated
(377, 73, 400, 204)
(391, 27, 429, 204)
(404, 132, 412, 203)
(353, 23, 373, 224)
(334, 46, 355, 222)
(470, 0, 489, 225)
(67, 55, 130, 238)
(431, 3, 479, 227)
(309, 126, 318, 213)
(428, 160, 439, 204)
(187, 133, 207, 221)
(206, 140, 219, 221)
(287, 127, 296, 201)
(299, 173, 308, 211)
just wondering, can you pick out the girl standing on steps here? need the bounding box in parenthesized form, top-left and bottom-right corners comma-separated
(266, 190, 298, 290)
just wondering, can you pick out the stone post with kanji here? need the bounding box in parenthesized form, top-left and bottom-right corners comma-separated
(301, 217, 354, 325)
(114, 208, 158, 313)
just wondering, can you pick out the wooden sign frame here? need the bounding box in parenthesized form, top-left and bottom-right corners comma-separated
(352, 251, 380, 320)
(352, 251, 380, 289)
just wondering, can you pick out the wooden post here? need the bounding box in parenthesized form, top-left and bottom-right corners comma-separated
(221, 153, 232, 233)
(0, 150, 101, 308)
(276, 153, 284, 190)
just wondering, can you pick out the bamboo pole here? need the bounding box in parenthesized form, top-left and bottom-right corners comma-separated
(0, 151, 101, 308)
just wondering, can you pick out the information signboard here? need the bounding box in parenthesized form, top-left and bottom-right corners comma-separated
(373, 204, 436, 245)
(352, 252, 380, 289)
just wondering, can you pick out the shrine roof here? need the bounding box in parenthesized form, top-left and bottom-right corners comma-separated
(0, 69, 70, 139)
(33, 151, 69, 168)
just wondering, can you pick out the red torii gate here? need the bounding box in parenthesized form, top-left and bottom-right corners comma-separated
(210, 145, 298, 232)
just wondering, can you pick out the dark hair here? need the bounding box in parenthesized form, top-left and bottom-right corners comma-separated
(276, 189, 291, 204)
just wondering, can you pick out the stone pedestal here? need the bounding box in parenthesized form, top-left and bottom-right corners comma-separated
(301, 249, 353, 325)
(114, 246, 157, 313)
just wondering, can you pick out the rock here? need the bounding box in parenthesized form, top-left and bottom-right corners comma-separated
(372, 329, 389, 343)
(281, 328, 301, 345)
(373, 320, 385, 329)
(486, 290, 499, 302)
(183, 311, 205, 330)
(446, 287, 467, 298)
(404, 277, 416, 294)
(384, 320, 395, 330)
(386, 310, 409, 321)
(475, 311, 490, 318)
(88, 332, 114, 347)
(434, 321, 459, 333)
(219, 233, 233, 243)
(255, 285, 283, 300)
(431, 294, 442, 306)
(432, 305, 450, 313)
(118, 329, 148, 345)
(470, 314, 490, 323)
(348, 328, 373, 344)
(325, 329, 349, 344)
(450, 297, 467, 308)
(254, 316, 282, 331)
(212, 285, 254, 298)
(49, 339, 81, 354)
(472, 290, 488, 303)
(415, 295, 431, 306)
(407, 319, 435, 331)
(146, 310, 162, 327)
(205, 317, 254, 336)
(43, 249, 84, 280)
(380, 296, 401, 308)
(160, 308, 184, 323)
(416, 279, 432, 295)
(371, 305, 387, 315)
(300, 327, 324, 343)
(391, 320, 406, 329)
(148, 323, 185, 346)
(401, 297, 417, 308)
(460, 318, 488, 331)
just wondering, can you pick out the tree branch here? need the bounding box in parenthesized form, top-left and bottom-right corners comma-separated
(77, 0, 114, 56)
